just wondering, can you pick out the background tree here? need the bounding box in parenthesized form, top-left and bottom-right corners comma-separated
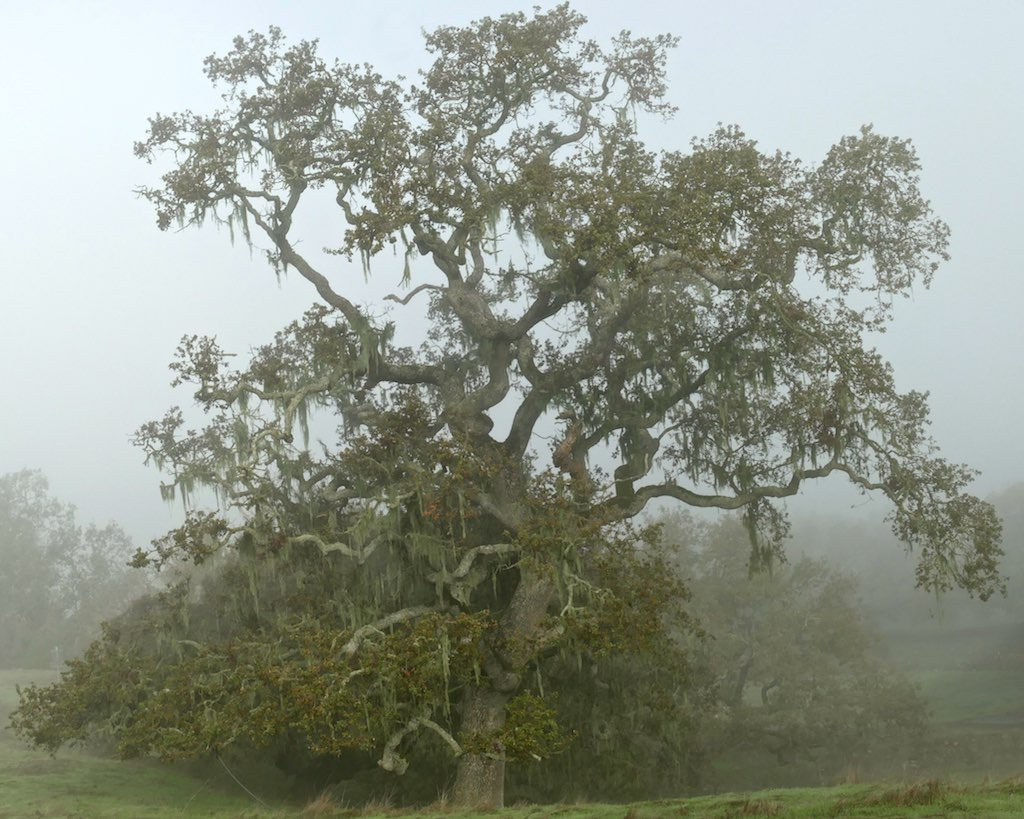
(0, 470, 149, 667)
(663, 513, 927, 786)
(14, 5, 1002, 808)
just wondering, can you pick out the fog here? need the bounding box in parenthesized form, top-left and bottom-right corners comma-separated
(2, 3, 1024, 810)
(0, 0, 1021, 551)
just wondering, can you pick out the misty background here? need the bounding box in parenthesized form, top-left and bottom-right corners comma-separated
(1, 0, 1021, 560)
(3, 3, 1024, 811)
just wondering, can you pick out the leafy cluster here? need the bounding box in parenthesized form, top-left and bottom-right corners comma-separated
(17, 609, 490, 763)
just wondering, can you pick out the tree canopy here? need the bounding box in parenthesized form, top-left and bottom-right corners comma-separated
(13, 5, 1001, 809)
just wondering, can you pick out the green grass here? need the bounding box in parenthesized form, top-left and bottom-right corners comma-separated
(0, 741, 283, 817)
(914, 668, 1024, 723)
(5, 742, 1024, 818)
(6, 756, 1024, 819)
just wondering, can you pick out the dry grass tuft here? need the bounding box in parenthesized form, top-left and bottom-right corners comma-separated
(736, 798, 783, 816)
(420, 789, 453, 813)
(998, 776, 1024, 794)
(830, 779, 964, 815)
(872, 779, 950, 807)
(300, 788, 400, 817)
(302, 788, 348, 816)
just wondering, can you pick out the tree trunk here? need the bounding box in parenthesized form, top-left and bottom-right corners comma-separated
(451, 687, 508, 808)
(451, 566, 557, 809)
(731, 649, 754, 707)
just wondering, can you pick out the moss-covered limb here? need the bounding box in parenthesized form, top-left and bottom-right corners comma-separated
(339, 606, 442, 658)
(379, 711, 464, 774)
(425, 542, 519, 587)
(287, 531, 384, 563)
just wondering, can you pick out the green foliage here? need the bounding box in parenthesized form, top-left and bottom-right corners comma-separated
(510, 628, 711, 803)
(13, 569, 493, 761)
(12, 625, 148, 753)
(12, 474, 703, 801)
(496, 692, 571, 762)
(559, 527, 692, 656)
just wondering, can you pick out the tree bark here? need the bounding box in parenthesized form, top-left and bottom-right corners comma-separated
(451, 566, 557, 808)
(451, 687, 509, 808)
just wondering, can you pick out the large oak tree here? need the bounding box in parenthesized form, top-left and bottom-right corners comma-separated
(14, 5, 1001, 808)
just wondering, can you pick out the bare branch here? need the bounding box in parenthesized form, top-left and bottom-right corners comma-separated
(427, 543, 518, 587)
(602, 459, 849, 520)
(339, 606, 438, 658)
(378, 712, 463, 774)
(384, 283, 442, 305)
(288, 532, 383, 564)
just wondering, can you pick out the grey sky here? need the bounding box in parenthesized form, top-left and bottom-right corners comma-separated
(1, 0, 1021, 548)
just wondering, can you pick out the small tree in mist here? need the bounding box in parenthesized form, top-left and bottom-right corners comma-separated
(0, 470, 148, 667)
(667, 514, 927, 784)
(13, 5, 1002, 808)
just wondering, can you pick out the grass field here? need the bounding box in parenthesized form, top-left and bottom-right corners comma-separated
(881, 622, 1024, 723)
(7, 739, 1024, 819)
(7, 667, 1024, 817)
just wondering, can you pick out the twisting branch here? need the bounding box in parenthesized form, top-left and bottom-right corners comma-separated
(232, 192, 443, 387)
(602, 458, 851, 520)
(426, 543, 519, 587)
(378, 712, 463, 774)
(339, 606, 439, 658)
(384, 282, 443, 305)
(287, 532, 383, 563)
(233, 191, 370, 330)
(504, 284, 646, 457)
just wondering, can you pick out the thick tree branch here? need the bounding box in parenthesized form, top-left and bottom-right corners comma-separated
(427, 543, 518, 588)
(233, 193, 443, 388)
(288, 532, 383, 563)
(603, 458, 851, 519)
(234, 192, 369, 327)
(378, 712, 463, 774)
(504, 286, 645, 456)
